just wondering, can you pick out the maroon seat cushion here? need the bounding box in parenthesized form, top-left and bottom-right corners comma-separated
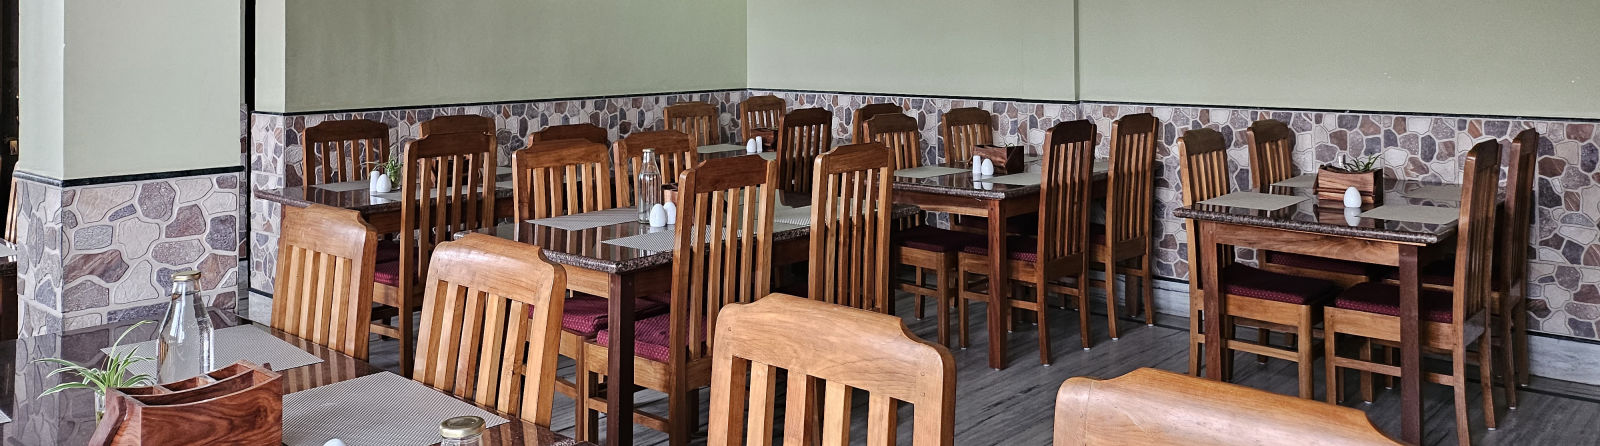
(1263, 251, 1371, 276)
(376, 240, 401, 264)
(1378, 260, 1455, 287)
(960, 236, 1038, 263)
(1220, 264, 1337, 306)
(373, 260, 401, 286)
(555, 293, 669, 337)
(955, 215, 1038, 235)
(1089, 223, 1107, 245)
(896, 226, 987, 253)
(1333, 282, 1455, 323)
(594, 313, 708, 363)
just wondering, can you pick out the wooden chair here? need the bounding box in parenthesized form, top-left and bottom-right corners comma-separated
(420, 114, 494, 137)
(1177, 128, 1340, 397)
(1253, 119, 1374, 289)
(1498, 129, 1538, 406)
(938, 107, 993, 164)
(302, 119, 390, 187)
(809, 142, 894, 312)
(583, 155, 778, 446)
(1324, 140, 1501, 444)
(1053, 368, 1400, 445)
(1091, 113, 1159, 336)
(412, 234, 565, 427)
(665, 101, 720, 146)
(776, 107, 834, 194)
(269, 205, 378, 360)
(863, 113, 922, 170)
(957, 120, 1095, 362)
(707, 294, 956, 446)
(532, 123, 609, 145)
(613, 130, 698, 208)
(852, 103, 905, 144)
(373, 131, 498, 374)
(738, 95, 786, 142)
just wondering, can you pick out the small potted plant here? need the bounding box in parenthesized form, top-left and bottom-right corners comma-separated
(1316, 154, 1384, 206)
(364, 157, 403, 194)
(34, 321, 155, 420)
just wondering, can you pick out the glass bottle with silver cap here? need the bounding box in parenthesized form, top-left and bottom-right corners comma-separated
(156, 270, 215, 382)
(440, 415, 485, 445)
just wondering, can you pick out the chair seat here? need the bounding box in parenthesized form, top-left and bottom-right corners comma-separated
(1221, 264, 1338, 306)
(959, 235, 1037, 263)
(1333, 282, 1455, 323)
(594, 313, 706, 363)
(896, 226, 986, 253)
(1089, 223, 1106, 245)
(1379, 260, 1456, 287)
(374, 260, 400, 286)
(955, 214, 1037, 234)
(376, 240, 401, 263)
(1264, 251, 1371, 276)
(556, 293, 669, 337)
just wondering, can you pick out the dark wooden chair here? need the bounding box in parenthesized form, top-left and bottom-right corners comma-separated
(270, 205, 378, 361)
(532, 123, 609, 145)
(302, 119, 390, 187)
(863, 113, 922, 170)
(583, 155, 778, 446)
(1090, 113, 1159, 336)
(613, 130, 698, 208)
(852, 102, 905, 144)
(809, 142, 894, 312)
(938, 107, 994, 165)
(957, 120, 1095, 362)
(1498, 129, 1538, 406)
(420, 114, 494, 137)
(776, 107, 834, 194)
(1253, 119, 1375, 289)
(707, 294, 956, 446)
(665, 101, 720, 146)
(738, 95, 786, 143)
(1324, 139, 1502, 444)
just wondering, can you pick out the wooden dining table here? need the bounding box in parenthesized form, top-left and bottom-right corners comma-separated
(1173, 175, 1474, 444)
(0, 313, 589, 445)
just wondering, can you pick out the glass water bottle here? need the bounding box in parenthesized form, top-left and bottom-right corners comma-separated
(157, 270, 214, 383)
(636, 148, 662, 222)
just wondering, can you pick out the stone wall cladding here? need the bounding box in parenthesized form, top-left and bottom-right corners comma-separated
(14, 178, 65, 336)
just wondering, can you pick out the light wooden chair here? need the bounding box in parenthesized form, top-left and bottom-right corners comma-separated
(412, 234, 565, 427)
(665, 101, 720, 146)
(809, 142, 894, 312)
(1253, 119, 1375, 289)
(1053, 368, 1401, 445)
(938, 107, 993, 165)
(707, 294, 956, 446)
(532, 123, 609, 145)
(302, 119, 391, 187)
(1324, 140, 1501, 444)
(864, 113, 922, 170)
(270, 204, 378, 361)
(738, 95, 786, 143)
(852, 103, 905, 144)
(583, 155, 778, 446)
(613, 130, 698, 208)
(373, 131, 498, 374)
(1177, 128, 1340, 397)
(1091, 113, 1160, 334)
(776, 107, 834, 194)
(420, 114, 494, 137)
(957, 120, 1095, 361)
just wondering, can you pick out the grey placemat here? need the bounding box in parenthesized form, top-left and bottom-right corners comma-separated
(1271, 173, 1317, 188)
(103, 325, 325, 379)
(1359, 204, 1459, 225)
(283, 372, 509, 446)
(759, 152, 776, 161)
(774, 205, 812, 226)
(893, 166, 968, 179)
(0, 244, 15, 257)
(698, 143, 748, 154)
(1198, 192, 1309, 211)
(1093, 159, 1110, 174)
(981, 172, 1041, 186)
(602, 230, 675, 252)
(528, 208, 640, 231)
(1403, 184, 1462, 202)
(312, 181, 370, 193)
(495, 179, 515, 190)
(0, 410, 10, 424)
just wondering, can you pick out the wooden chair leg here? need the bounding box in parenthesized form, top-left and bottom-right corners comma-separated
(1479, 326, 1497, 431)
(1359, 337, 1374, 404)
(1140, 254, 1155, 326)
(1296, 312, 1314, 399)
(1189, 303, 1203, 375)
(1498, 310, 1518, 409)
(934, 267, 952, 347)
(1515, 300, 1529, 386)
(1102, 253, 1121, 341)
(913, 267, 927, 320)
(1385, 346, 1397, 389)
(1256, 328, 1271, 364)
(571, 339, 595, 443)
(1036, 282, 1052, 365)
(398, 300, 415, 378)
(1453, 346, 1472, 444)
(1078, 275, 1093, 350)
(1324, 321, 1340, 405)
(668, 383, 694, 446)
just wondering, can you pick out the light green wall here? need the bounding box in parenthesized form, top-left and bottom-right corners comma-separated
(257, 0, 747, 113)
(746, 0, 1076, 100)
(17, 0, 65, 179)
(1079, 0, 1600, 118)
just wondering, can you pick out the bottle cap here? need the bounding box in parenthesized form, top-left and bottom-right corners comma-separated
(171, 270, 202, 282)
(440, 416, 485, 439)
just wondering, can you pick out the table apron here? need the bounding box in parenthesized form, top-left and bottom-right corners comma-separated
(1199, 221, 1429, 267)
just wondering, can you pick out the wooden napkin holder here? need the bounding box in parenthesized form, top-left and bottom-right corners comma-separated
(975, 145, 1025, 175)
(89, 361, 283, 446)
(749, 127, 778, 151)
(1315, 166, 1384, 207)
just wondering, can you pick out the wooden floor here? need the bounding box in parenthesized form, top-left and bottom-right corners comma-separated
(363, 293, 1600, 445)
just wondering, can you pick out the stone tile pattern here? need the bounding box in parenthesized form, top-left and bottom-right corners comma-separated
(247, 91, 749, 294)
(14, 178, 65, 337)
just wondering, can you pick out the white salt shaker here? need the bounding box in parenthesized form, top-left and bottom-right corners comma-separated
(971, 156, 983, 175)
(369, 171, 392, 194)
(980, 158, 995, 176)
(663, 201, 677, 225)
(648, 203, 668, 227)
(1342, 186, 1362, 208)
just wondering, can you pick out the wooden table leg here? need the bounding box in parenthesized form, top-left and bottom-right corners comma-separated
(605, 274, 636, 446)
(986, 200, 1009, 370)
(1198, 221, 1225, 380)
(1398, 245, 1422, 444)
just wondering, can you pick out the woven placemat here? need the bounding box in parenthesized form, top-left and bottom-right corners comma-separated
(1403, 184, 1461, 202)
(602, 230, 675, 252)
(1359, 204, 1459, 225)
(981, 172, 1041, 187)
(528, 208, 640, 231)
(1271, 173, 1317, 188)
(758, 152, 776, 161)
(283, 372, 509, 446)
(104, 325, 325, 379)
(1198, 192, 1308, 211)
(312, 181, 370, 193)
(893, 166, 968, 179)
(698, 143, 748, 154)
(774, 205, 812, 226)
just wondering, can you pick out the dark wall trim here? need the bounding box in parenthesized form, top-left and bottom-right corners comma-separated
(254, 88, 745, 117)
(15, 165, 245, 188)
(749, 87, 1081, 105)
(1084, 99, 1600, 125)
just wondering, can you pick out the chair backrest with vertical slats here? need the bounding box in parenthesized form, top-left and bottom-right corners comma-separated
(668, 155, 778, 368)
(939, 107, 994, 165)
(1246, 119, 1296, 190)
(853, 103, 905, 144)
(777, 107, 834, 193)
(1501, 129, 1538, 303)
(808, 143, 893, 312)
(413, 234, 565, 427)
(1106, 113, 1159, 247)
(739, 95, 787, 142)
(398, 132, 498, 302)
(271, 204, 378, 360)
(420, 114, 494, 137)
(512, 140, 614, 221)
(707, 294, 956, 446)
(666, 101, 721, 146)
(1451, 139, 1501, 330)
(303, 119, 391, 187)
(1177, 128, 1231, 271)
(1036, 120, 1096, 268)
(532, 123, 609, 146)
(613, 130, 698, 208)
(864, 113, 921, 170)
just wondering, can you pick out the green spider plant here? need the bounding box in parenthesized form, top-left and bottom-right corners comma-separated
(34, 320, 155, 399)
(1326, 154, 1383, 173)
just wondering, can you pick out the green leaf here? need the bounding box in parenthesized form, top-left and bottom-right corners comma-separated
(38, 382, 92, 398)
